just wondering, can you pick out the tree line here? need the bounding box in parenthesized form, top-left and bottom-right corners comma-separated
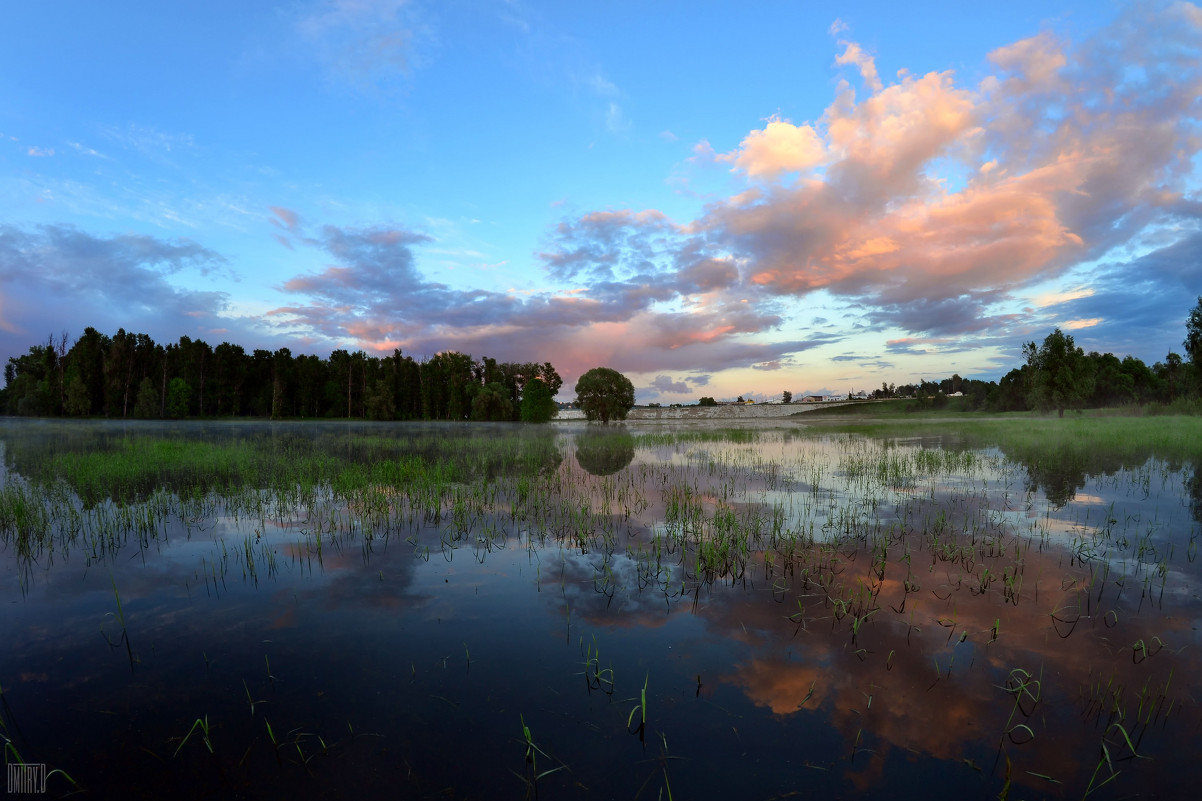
(870, 298, 1202, 415)
(5, 300, 1201, 421)
(870, 346, 1195, 414)
(0, 327, 562, 422)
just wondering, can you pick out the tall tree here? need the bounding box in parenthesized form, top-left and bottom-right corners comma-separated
(536, 362, 563, 396)
(210, 342, 246, 415)
(104, 329, 134, 417)
(1120, 355, 1158, 405)
(1026, 328, 1095, 417)
(364, 376, 396, 420)
(387, 349, 422, 420)
(327, 349, 352, 417)
(243, 349, 275, 417)
(175, 336, 211, 416)
(420, 351, 475, 420)
(62, 364, 91, 416)
(66, 327, 109, 416)
(3, 344, 56, 415)
(443, 351, 476, 420)
(471, 382, 513, 421)
(166, 378, 191, 418)
(52, 330, 70, 413)
(1159, 352, 1184, 402)
(520, 376, 557, 423)
(351, 350, 367, 417)
(271, 348, 293, 418)
(133, 377, 160, 418)
(419, 355, 446, 419)
(1185, 296, 1202, 390)
(1087, 352, 1134, 407)
(292, 353, 326, 417)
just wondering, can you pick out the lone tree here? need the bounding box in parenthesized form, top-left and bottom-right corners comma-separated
(575, 367, 635, 423)
(781, 390, 792, 404)
(1025, 328, 1094, 417)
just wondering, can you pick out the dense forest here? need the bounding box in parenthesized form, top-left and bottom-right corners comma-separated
(0, 327, 562, 422)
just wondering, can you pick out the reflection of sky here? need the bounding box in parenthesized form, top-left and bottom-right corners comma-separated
(2, 423, 1201, 798)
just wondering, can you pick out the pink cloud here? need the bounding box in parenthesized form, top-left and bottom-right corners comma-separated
(834, 41, 883, 92)
(823, 69, 977, 198)
(690, 9, 1201, 335)
(988, 31, 1067, 90)
(720, 117, 826, 178)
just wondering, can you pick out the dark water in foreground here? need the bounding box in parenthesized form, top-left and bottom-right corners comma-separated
(1, 419, 1200, 799)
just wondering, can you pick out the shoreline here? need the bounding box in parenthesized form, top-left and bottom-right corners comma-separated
(553, 401, 865, 423)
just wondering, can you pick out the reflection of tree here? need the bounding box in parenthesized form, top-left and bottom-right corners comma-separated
(1008, 444, 1184, 509)
(931, 426, 1190, 511)
(1019, 448, 1091, 508)
(575, 429, 635, 476)
(1187, 462, 1202, 524)
(516, 431, 563, 477)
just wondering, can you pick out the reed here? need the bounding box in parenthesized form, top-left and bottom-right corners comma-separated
(517, 714, 566, 791)
(173, 715, 214, 757)
(627, 673, 648, 733)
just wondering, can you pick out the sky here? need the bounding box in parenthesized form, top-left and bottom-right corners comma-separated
(2, 1, 1201, 403)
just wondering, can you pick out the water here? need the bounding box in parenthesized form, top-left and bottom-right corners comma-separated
(1, 418, 1199, 799)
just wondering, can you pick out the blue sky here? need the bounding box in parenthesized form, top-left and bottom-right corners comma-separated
(2, 0, 1200, 402)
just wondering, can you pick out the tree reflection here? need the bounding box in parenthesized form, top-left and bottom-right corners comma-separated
(974, 436, 1187, 511)
(574, 429, 635, 476)
(515, 429, 564, 477)
(1017, 448, 1092, 508)
(1187, 462, 1202, 524)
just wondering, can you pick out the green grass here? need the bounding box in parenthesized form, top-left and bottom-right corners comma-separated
(803, 411, 1202, 464)
(634, 428, 763, 446)
(0, 421, 566, 506)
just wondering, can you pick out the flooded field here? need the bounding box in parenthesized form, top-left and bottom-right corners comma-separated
(2, 417, 1200, 799)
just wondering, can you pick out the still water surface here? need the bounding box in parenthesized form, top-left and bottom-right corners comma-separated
(1, 419, 1199, 799)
